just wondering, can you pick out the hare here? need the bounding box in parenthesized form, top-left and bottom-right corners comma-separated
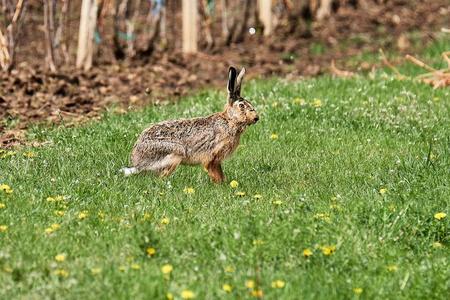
(122, 66, 259, 183)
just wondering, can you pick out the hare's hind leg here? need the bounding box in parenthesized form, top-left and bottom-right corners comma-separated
(132, 140, 185, 177)
(154, 154, 182, 177)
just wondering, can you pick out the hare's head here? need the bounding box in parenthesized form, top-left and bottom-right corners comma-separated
(225, 67, 259, 125)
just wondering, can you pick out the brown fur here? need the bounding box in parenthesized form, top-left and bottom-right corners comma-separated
(129, 67, 258, 183)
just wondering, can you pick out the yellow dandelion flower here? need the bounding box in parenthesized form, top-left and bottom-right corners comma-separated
(98, 211, 105, 220)
(183, 187, 195, 194)
(253, 239, 264, 246)
(235, 191, 246, 197)
(143, 212, 152, 221)
(119, 265, 127, 272)
(54, 269, 69, 277)
(245, 280, 255, 289)
(161, 217, 170, 225)
(353, 287, 363, 295)
(386, 265, 398, 272)
(222, 284, 233, 293)
(0, 203, 5, 209)
(271, 102, 279, 108)
(312, 99, 322, 108)
(91, 267, 102, 275)
(432, 242, 443, 248)
(229, 180, 239, 188)
(303, 248, 313, 258)
(224, 265, 235, 273)
(54, 210, 65, 217)
(3, 266, 13, 273)
(181, 289, 195, 299)
(0, 150, 16, 158)
(270, 133, 279, 140)
(321, 245, 336, 256)
(131, 263, 140, 270)
(292, 98, 306, 105)
(166, 293, 174, 300)
(434, 212, 446, 220)
(161, 264, 173, 274)
(271, 280, 285, 288)
(23, 151, 36, 158)
(55, 254, 66, 262)
(0, 225, 8, 232)
(0, 184, 13, 194)
(78, 211, 89, 220)
(379, 188, 387, 195)
(51, 223, 61, 230)
(146, 247, 156, 256)
(46, 195, 65, 203)
(251, 289, 264, 298)
(272, 200, 283, 205)
(253, 194, 262, 199)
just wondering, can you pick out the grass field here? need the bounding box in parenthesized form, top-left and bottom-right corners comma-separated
(1, 75, 449, 299)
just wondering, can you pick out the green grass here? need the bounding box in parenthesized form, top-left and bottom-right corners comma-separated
(1, 76, 449, 299)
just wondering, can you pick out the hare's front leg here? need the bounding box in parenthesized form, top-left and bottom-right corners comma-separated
(205, 161, 225, 183)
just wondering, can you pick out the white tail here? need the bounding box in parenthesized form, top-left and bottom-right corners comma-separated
(121, 167, 138, 176)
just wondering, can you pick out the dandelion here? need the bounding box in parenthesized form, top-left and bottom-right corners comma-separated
(0, 184, 13, 194)
(55, 254, 66, 262)
(54, 269, 69, 277)
(45, 223, 61, 234)
(166, 293, 174, 300)
(131, 263, 141, 270)
(224, 265, 235, 273)
(253, 239, 264, 246)
(271, 280, 285, 288)
(161, 264, 173, 274)
(90, 267, 102, 275)
(183, 187, 195, 194)
(181, 289, 195, 299)
(272, 200, 283, 205)
(251, 289, 264, 298)
(54, 210, 65, 217)
(245, 280, 255, 289)
(78, 211, 89, 220)
(161, 217, 170, 225)
(432, 242, 443, 249)
(303, 248, 313, 258)
(312, 99, 322, 108)
(321, 245, 336, 256)
(314, 213, 331, 223)
(98, 211, 105, 220)
(270, 133, 279, 140)
(23, 151, 36, 158)
(222, 284, 233, 293)
(0, 203, 5, 209)
(146, 247, 156, 257)
(229, 180, 239, 188)
(119, 265, 127, 272)
(143, 212, 152, 221)
(0, 225, 8, 233)
(46, 195, 65, 202)
(386, 265, 398, 272)
(292, 98, 306, 105)
(434, 212, 446, 220)
(379, 188, 387, 195)
(271, 102, 279, 108)
(253, 194, 262, 199)
(353, 287, 363, 295)
(235, 191, 246, 197)
(0, 150, 16, 158)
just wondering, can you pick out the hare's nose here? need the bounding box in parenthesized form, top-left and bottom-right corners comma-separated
(253, 116, 259, 123)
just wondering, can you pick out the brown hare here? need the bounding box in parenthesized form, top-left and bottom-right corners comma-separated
(122, 66, 259, 183)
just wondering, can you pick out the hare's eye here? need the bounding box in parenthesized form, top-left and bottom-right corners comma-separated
(239, 103, 245, 109)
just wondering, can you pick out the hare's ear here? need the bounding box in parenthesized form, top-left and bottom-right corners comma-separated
(235, 67, 246, 97)
(227, 67, 237, 104)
